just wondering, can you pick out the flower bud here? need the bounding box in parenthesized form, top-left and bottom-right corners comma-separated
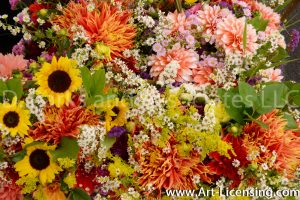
(94, 43, 111, 61)
(180, 93, 193, 102)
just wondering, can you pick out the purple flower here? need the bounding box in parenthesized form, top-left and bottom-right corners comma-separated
(219, 1, 233, 10)
(158, 87, 166, 94)
(288, 29, 300, 53)
(12, 39, 25, 55)
(110, 134, 129, 161)
(140, 72, 151, 79)
(247, 76, 262, 86)
(41, 52, 54, 62)
(9, 0, 20, 10)
(193, 103, 205, 116)
(172, 82, 182, 87)
(108, 126, 127, 138)
(22, 71, 33, 80)
(96, 168, 109, 177)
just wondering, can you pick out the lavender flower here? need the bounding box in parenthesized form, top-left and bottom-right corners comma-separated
(288, 29, 300, 53)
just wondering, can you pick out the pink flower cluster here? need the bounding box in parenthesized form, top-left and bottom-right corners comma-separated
(0, 53, 28, 77)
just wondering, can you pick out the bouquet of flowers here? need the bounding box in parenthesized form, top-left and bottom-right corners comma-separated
(0, 0, 300, 199)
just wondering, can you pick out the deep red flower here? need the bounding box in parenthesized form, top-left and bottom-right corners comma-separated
(207, 134, 250, 188)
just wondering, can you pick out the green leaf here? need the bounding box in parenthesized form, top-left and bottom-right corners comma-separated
(91, 68, 106, 96)
(283, 113, 298, 130)
(270, 47, 289, 63)
(217, 88, 226, 101)
(238, 81, 258, 108)
(12, 149, 26, 163)
(244, 111, 269, 129)
(51, 137, 79, 160)
(80, 67, 92, 95)
(249, 15, 269, 31)
(175, 0, 182, 12)
(6, 78, 23, 99)
(222, 88, 245, 123)
(71, 188, 91, 200)
(243, 20, 247, 53)
(257, 83, 289, 114)
(0, 80, 8, 97)
(0, 148, 6, 160)
(101, 136, 116, 150)
(289, 83, 300, 106)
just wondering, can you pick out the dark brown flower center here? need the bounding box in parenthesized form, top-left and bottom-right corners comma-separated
(29, 149, 50, 170)
(111, 106, 120, 121)
(3, 111, 20, 128)
(47, 70, 71, 93)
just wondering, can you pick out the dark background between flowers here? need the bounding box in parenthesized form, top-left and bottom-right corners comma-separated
(0, 0, 299, 82)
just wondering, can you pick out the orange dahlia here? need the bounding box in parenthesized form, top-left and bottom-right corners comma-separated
(29, 99, 99, 144)
(136, 135, 212, 196)
(242, 110, 300, 177)
(51, 1, 136, 60)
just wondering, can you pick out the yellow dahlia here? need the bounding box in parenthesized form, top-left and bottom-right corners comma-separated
(14, 143, 62, 185)
(0, 97, 31, 137)
(96, 99, 128, 131)
(35, 56, 82, 108)
(51, 1, 136, 60)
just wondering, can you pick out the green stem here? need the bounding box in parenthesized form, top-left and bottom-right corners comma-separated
(284, 19, 300, 29)
(175, 0, 182, 13)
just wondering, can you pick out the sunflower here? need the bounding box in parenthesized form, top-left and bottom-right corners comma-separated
(96, 99, 128, 131)
(14, 143, 61, 185)
(35, 56, 82, 108)
(0, 97, 31, 137)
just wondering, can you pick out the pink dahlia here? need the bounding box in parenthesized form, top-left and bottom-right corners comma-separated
(261, 68, 283, 82)
(197, 5, 232, 43)
(148, 44, 199, 82)
(216, 16, 258, 55)
(192, 65, 214, 85)
(0, 182, 23, 200)
(252, 2, 280, 33)
(165, 11, 196, 35)
(0, 53, 28, 77)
